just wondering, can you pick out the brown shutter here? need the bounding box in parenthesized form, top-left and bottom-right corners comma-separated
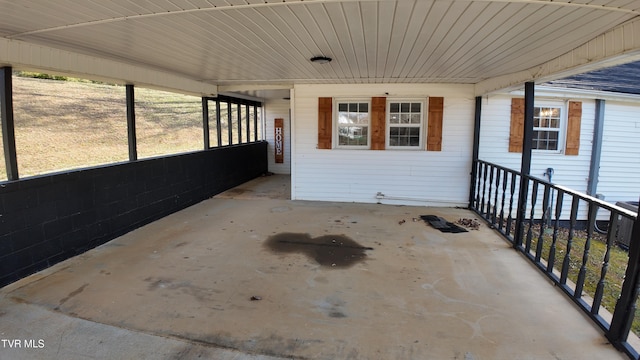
(371, 97, 386, 150)
(509, 98, 525, 153)
(427, 97, 443, 151)
(565, 101, 582, 155)
(318, 97, 332, 149)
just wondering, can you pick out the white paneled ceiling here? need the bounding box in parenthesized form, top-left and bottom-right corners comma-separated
(1, 0, 640, 97)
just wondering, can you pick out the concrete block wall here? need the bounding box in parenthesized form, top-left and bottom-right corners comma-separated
(0, 142, 267, 287)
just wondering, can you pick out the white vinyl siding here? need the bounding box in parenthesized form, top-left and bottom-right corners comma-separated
(292, 83, 474, 207)
(264, 98, 291, 174)
(597, 101, 640, 204)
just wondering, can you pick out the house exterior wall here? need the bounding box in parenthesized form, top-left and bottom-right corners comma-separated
(291, 83, 475, 207)
(478, 94, 595, 193)
(599, 100, 640, 204)
(264, 98, 291, 174)
(478, 92, 640, 221)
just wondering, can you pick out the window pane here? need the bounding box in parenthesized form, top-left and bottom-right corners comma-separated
(540, 118, 548, 128)
(237, 104, 244, 144)
(400, 114, 410, 124)
(411, 103, 421, 112)
(220, 102, 230, 146)
(339, 103, 348, 112)
(357, 113, 369, 124)
(256, 107, 263, 141)
(401, 103, 409, 112)
(136, 87, 202, 158)
(389, 126, 420, 147)
(248, 106, 256, 142)
(232, 104, 240, 145)
(13, 74, 128, 177)
(208, 100, 219, 147)
(533, 130, 559, 150)
(389, 115, 399, 124)
(533, 105, 562, 152)
(339, 102, 369, 125)
(410, 127, 420, 146)
(390, 103, 399, 113)
(410, 114, 421, 124)
(338, 126, 368, 146)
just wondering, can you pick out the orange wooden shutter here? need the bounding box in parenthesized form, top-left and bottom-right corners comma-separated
(565, 101, 582, 155)
(427, 97, 443, 151)
(509, 98, 525, 153)
(318, 97, 332, 149)
(371, 97, 386, 150)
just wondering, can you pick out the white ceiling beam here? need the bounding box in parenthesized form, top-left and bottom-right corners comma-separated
(0, 38, 218, 97)
(474, 17, 640, 96)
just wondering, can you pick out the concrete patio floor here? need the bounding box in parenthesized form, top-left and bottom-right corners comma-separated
(0, 175, 627, 359)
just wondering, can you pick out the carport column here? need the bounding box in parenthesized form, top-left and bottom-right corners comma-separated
(514, 82, 535, 248)
(126, 84, 137, 161)
(202, 97, 210, 149)
(0, 67, 18, 180)
(587, 99, 604, 196)
(468, 96, 482, 207)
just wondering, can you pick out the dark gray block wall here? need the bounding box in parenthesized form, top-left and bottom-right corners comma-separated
(0, 142, 268, 287)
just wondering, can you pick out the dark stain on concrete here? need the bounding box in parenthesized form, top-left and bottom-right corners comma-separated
(59, 283, 89, 306)
(265, 232, 372, 268)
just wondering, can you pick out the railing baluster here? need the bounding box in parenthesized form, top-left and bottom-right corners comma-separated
(487, 165, 494, 219)
(592, 209, 617, 314)
(525, 180, 538, 254)
(576, 201, 596, 300)
(547, 190, 563, 273)
(499, 170, 508, 232)
(506, 173, 517, 239)
(492, 168, 500, 225)
(560, 195, 579, 285)
(481, 163, 488, 215)
(474, 161, 482, 210)
(535, 184, 550, 262)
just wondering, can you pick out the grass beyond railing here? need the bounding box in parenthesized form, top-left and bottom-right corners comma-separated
(471, 159, 640, 359)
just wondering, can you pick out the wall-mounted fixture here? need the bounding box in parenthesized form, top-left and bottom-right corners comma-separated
(310, 56, 332, 64)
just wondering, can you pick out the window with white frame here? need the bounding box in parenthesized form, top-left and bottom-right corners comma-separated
(533, 105, 562, 151)
(387, 101, 424, 148)
(336, 101, 370, 147)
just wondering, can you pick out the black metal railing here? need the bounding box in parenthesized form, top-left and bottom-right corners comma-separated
(471, 159, 640, 359)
